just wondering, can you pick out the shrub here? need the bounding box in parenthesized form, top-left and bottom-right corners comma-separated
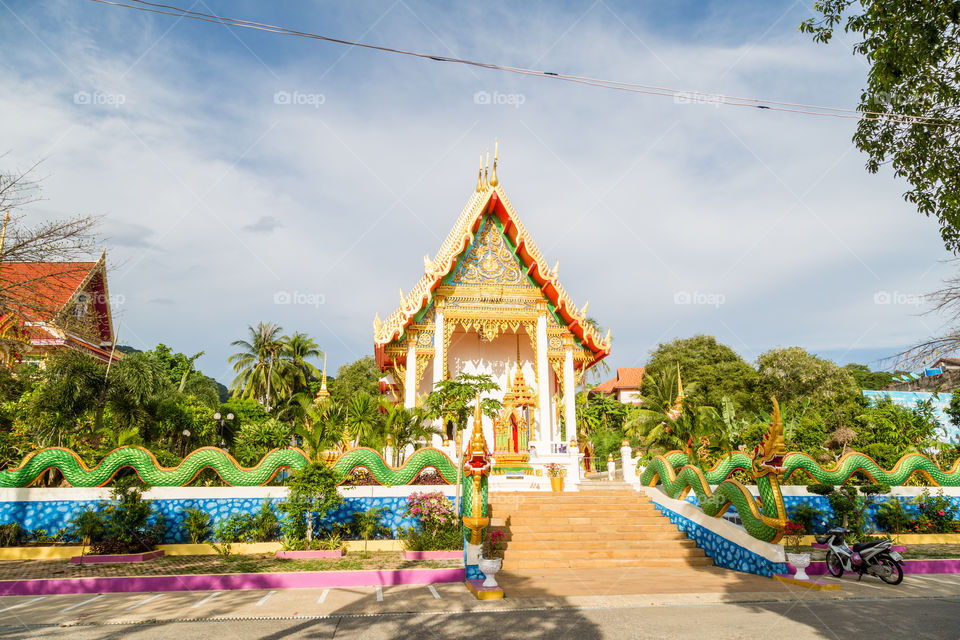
(278, 462, 344, 545)
(77, 477, 164, 555)
(0, 523, 26, 547)
(182, 508, 212, 544)
(914, 489, 959, 534)
(788, 503, 824, 534)
(401, 491, 460, 551)
(875, 500, 911, 535)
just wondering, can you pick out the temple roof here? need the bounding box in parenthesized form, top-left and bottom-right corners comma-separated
(373, 180, 611, 365)
(1, 261, 99, 322)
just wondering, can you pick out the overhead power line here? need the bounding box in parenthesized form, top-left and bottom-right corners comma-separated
(87, 0, 956, 127)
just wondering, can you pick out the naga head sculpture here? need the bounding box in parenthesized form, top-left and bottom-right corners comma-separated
(753, 397, 787, 475)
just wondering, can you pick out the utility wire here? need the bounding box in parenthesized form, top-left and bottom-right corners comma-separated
(87, 0, 957, 127)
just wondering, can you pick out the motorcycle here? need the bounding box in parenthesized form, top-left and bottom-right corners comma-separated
(815, 527, 903, 585)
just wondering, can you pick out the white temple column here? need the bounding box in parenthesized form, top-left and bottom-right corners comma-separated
(431, 305, 445, 447)
(536, 310, 551, 448)
(405, 333, 417, 409)
(563, 342, 575, 444)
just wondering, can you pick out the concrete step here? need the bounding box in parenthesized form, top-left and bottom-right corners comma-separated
(489, 503, 658, 513)
(502, 538, 698, 551)
(489, 529, 688, 542)
(491, 521, 679, 533)
(502, 546, 704, 560)
(500, 556, 715, 570)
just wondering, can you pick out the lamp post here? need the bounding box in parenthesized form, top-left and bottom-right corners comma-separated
(181, 429, 191, 457)
(213, 412, 235, 449)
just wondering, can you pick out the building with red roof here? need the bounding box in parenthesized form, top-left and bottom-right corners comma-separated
(591, 367, 645, 404)
(0, 252, 118, 365)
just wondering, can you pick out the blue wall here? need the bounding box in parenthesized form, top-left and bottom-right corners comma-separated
(685, 493, 960, 533)
(0, 496, 419, 544)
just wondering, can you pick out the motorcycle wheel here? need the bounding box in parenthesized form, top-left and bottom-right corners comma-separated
(826, 550, 843, 577)
(876, 556, 903, 585)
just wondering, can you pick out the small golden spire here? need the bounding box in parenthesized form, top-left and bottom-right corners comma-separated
(489, 139, 499, 187)
(604, 328, 611, 344)
(373, 312, 382, 334)
(423, 254, 433, 273)
(399, 288, 405, 306)
(552, 260, 559, 278)
(476, 153, 483, 192)
(484, 150, 489, 187)
(581, 300, 589, 317)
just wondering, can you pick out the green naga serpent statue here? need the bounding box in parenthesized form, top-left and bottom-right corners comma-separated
(0, 446, 458, 488)
(641, 398, 791, 543)
(641, 397, 960, 542)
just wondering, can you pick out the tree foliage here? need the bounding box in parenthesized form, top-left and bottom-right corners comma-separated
(642, 335, 758, 412)
(801, 1, 960, 252)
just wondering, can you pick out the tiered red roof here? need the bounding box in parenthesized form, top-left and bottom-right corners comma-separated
(373, 183, 612, 367)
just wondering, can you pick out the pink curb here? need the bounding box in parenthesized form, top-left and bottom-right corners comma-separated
(274, 550, 344, 559)
(402, 551, 462, 560)
(788, 558, 960, 576)
(69, 550, 164, 565)
(0, 568, 466, 596)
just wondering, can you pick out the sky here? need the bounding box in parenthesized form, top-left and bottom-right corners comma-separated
(0, 0, 953, 387)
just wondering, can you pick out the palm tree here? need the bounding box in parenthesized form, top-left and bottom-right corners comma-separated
(282, 333, 323, 394)
(228, 322, 288, 410)
(345, 393, 380, 448)
(380, 402, 441, 465)
(295, 396, 346, 462)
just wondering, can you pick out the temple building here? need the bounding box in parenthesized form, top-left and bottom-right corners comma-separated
(0, 252, 119, 366)
(373, 148, 611, 472)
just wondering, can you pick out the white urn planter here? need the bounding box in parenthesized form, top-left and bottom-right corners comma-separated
(478, 556, 503, 587)
(787, 552, 812, 581)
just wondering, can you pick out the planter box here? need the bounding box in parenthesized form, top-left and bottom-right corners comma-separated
(0, 546, 83, 561)
(275, 550, 344, 559)
(158, 542, 282, 556)
(402, 550, 461, 560)
(69, 550, 164, 565)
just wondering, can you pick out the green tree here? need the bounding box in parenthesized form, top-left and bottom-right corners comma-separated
(801, 2, 960, 252)
(328, 356, 380, 405)
(756, 347, 860, 408)
(345, 393, 380, 448)
(295, 399, 346, 462)
(843, 363, 897, 391)
(280, 462, 343, 545)
(281, 333, 323, 396)
(232, 418, 294, 466)
(380, 402, 441, 465)
(642, 335, 758, 412)
(229, 322, 288, 410)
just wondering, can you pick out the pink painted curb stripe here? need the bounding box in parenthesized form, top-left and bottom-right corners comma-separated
(0, 568, 466, 596)
(69, 550, 164, 565)
(787, 559, 960, 575)
(402, 551, 462, 560)
(274, 550, 344, 559)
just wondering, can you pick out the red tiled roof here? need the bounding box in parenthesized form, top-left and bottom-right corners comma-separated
(592, 367, 645, 394)
(0, 262, 97, 321)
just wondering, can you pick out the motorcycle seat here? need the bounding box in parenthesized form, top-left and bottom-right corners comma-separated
(852, 540, 885, 552)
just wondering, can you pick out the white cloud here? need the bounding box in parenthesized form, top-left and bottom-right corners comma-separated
(0, 1, 950, 381)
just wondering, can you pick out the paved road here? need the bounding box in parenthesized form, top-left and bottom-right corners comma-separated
(0, 574, 958, 639)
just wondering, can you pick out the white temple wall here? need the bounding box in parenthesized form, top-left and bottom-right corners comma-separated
(423, 329, 541, 445)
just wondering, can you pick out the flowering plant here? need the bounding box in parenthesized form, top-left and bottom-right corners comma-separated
(545, 463, 566, 478)
(483, 529, 507, 559)
(782, 521, 806, 554)
(403, 491, 455, 536)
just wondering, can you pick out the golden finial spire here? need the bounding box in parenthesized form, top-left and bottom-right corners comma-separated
(552, 260, 559, 278)
(489, 139, 499, 187)
(604, 328, 611, 344)
(373, 312, 382, 334)
(676, 363, 684, 397)
(484, 150, 489, 187)
(315, 353, 330, 405)
(476, 153, 483, 192)
(581, 300, 589, 316)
